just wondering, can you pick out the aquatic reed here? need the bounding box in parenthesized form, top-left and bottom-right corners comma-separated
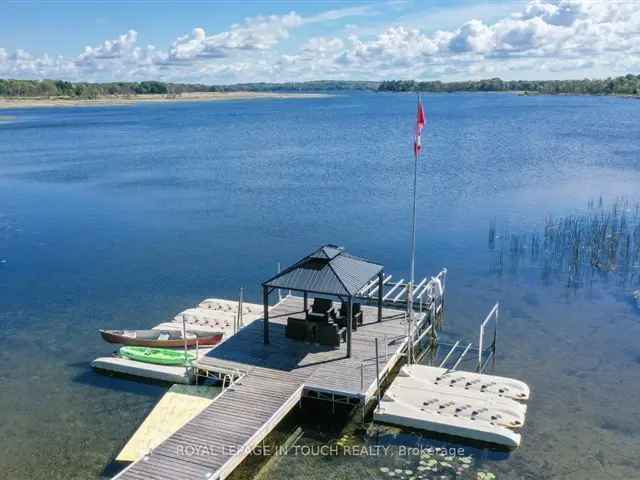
(489, 198, 640, 290)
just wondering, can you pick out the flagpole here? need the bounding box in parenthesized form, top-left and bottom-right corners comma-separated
(407, 95, 420, 365)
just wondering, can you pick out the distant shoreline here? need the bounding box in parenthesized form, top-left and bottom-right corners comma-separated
(378, 90, 640, 99)
(515, 90, 640, 99)
(0, 91, 330, 109)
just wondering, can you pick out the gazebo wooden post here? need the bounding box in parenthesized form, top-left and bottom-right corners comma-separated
(263, 285, 270, 345)
(346, 296, 353, 358)
(377, 271, 384, 322)
(303, 291, 308, 312)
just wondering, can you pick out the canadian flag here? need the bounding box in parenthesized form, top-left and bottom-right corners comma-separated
(414, 98, 426, 157)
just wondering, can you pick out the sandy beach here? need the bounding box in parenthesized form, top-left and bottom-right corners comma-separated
(0, 91, 330, 109)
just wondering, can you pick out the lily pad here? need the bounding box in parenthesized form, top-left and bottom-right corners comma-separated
(477, 472, 496, 480)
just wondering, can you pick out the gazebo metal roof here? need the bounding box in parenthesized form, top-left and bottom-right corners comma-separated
(263, 245, 383, 297)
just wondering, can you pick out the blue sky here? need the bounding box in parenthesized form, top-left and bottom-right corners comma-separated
(1, 0, 639, 83)
(2, 1, 511, 55)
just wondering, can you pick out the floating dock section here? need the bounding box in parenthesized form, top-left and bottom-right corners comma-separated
(374, 364, 530, 448)
(117, 385, 219, 462)
(401, 364, 530, 401)
(91, 357, 195, 384)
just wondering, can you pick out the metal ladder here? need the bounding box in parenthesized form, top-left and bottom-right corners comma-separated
(438, 341, 473, 371)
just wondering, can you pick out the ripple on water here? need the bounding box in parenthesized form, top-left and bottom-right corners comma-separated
(1, 94, 640, 479)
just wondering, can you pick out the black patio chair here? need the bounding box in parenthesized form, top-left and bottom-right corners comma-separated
(286, 316, 307, 341)
(316, 321, 345, 348)
(336, 302, 363, 330)
(306, 298, 335, 322)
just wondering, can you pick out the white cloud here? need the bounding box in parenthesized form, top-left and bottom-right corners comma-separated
(307, 0, 640, 80)
(168, 28, 209, 61)
(521, 0, 582, 27)
(168, 12, 303, 62)
(337, 26, 443, 68)
(1, 0, 639, 83)
(77, 30, 138, 63)
(304, 5, 375, 24)
(0, 49, 76, 79)
(302, 37, 344, 54)
(449, 19, 495, 53)
(69, 30, 164, 81)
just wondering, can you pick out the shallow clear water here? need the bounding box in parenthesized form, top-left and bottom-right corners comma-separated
(0, 93, 639, 479)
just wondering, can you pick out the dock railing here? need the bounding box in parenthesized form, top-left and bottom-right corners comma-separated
(478, 302, 499, 372)
(358, 300, 442, 403)
(358, 335, 400, 399)
(433, 302, 499, 373)
(356, 268, 447, 312)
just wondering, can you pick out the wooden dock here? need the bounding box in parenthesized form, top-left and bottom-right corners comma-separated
(114, 295, 429, 480)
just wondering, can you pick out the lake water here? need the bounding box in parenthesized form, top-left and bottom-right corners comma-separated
(1, 93, 639, 480)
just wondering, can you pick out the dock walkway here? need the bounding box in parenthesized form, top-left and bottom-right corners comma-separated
(115, 295, 426, 480)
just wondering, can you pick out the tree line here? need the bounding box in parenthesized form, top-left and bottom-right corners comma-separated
(209, 80, 379, 92)
(0, 79, 379, 97)
(1, 75, 639, 98)
(0, 79, 212, 98)
(377, 75, 640, 95)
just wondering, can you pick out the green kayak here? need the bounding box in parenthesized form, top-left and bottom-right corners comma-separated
(119, 346, 196, 366)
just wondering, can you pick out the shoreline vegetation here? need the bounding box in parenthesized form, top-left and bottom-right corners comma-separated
(0, 74, 638, 109)
(377, 74, 640, 96)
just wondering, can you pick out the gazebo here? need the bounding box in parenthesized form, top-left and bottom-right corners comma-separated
(262, 245, 385, 357)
